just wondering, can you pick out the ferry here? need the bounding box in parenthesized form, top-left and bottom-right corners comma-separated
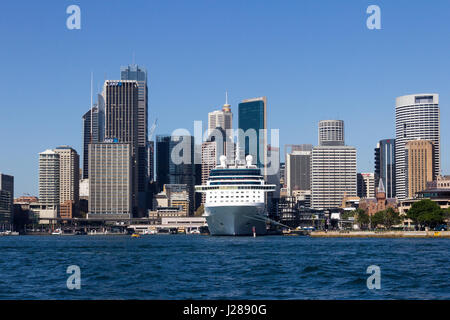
(195, 154, 276, 236)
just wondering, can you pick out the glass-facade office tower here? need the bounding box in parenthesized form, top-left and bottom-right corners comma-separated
(121, 64, 148, 212)
(169, 135, 195, 215)
(81, 94, 105, 179)
(395, 94, 440, 200)
(104, 80, 139, 214)
(147, 140, 154, 182)
(238, 97, 267, 173)
(156, 135, 171, 192)
(0, 173, 14, 226)
(374, 139, 396, 198)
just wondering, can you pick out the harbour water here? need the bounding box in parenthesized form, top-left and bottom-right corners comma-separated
(0, 235, 449, 300)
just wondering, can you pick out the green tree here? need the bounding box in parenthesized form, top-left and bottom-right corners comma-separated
(443, 208, 450, 223)
(356, 209, 370, 229)
(384, 207, 401, 229)
(341, 210, 356, 220)
(194, 204, 204, 217)
(371, 211, 385, 229)
(407, 199, 443, 229)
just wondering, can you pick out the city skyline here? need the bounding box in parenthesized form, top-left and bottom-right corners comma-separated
(2, 1, 450, 196)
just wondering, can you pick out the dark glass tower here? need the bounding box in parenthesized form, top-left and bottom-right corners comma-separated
(121, 64, 148, 213)
(238, 97, 267, 172)
(104, 80, 139, 215)
(374, 139, 396, 198)
(81, 94, 104, 179)
(169, 135, 195, 215)
(156, 135, 171, 192)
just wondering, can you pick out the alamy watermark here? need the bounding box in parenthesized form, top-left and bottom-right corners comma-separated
(169, 121, 280, 175)
(66, 5, 81, 30)
(366, 5, 381, 30)
(366, 265, 381, 290)
(66, 265, 81, 290)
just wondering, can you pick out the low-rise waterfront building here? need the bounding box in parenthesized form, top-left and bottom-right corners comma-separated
(153, 184, 190, 216)
(398, 188, 450, 215)
(358, 180, 398, 216)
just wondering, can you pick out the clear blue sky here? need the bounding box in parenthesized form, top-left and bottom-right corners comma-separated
(1, 0, 450, 196)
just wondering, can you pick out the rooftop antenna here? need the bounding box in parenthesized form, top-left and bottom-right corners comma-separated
(225, 91, 228, 105)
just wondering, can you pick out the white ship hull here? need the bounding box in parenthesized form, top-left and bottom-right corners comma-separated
(204, 203, 268, 236)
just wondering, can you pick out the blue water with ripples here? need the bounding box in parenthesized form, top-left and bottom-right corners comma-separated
(0, 235, 449, 299)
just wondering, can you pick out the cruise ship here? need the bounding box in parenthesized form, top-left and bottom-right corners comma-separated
(195, 154, 276, 236)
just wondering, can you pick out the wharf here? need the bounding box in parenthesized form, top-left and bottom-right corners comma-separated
(310, 230, 450, 238)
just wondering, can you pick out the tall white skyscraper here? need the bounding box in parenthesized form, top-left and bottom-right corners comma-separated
(311, 120, 357, 209)
(318, 120, 345, 146)
(395, 94, 440, 200)
(311, 146, 357, 209)
(38, 150, 60, 206)
(208, 93, 232, 135)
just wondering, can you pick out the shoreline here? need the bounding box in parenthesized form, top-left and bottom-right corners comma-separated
(310, 230, 450, 238)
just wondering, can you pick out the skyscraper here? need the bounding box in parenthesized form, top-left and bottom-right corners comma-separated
(311, 120, 357, 209)
(202, 96, 235, 205)
(38, 150, 60, 206)
(201, 140, 217, 204)
(286, 150, 311, 195)
(318, 120, 345, 146)
(82, 94, 105, 179)
(405, 140, 434, 198)
(311, 146, 357, 208)
(357, 173, 375, 198)
(169, 135, 195, 215)
(88, 143, 132, 218)
(156, 135, 171, 191)
(395, 94, 440, 200)
(0, 173, 14, 227)
(147, 140, 154, 182)
(104, 80, 139, 150)
(208, 96, 234, 162)
(120, 65, 149, 212)
(54, 146, 80, 206)
(238, 97, 267, 173)
(208, 94, 232, 135)
(104, 80, 139, 214)
(374, 139, 396, 198)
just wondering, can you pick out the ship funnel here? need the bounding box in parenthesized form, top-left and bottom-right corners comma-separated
(219, 155, 227, 167)
(246, 155, 253, 167)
